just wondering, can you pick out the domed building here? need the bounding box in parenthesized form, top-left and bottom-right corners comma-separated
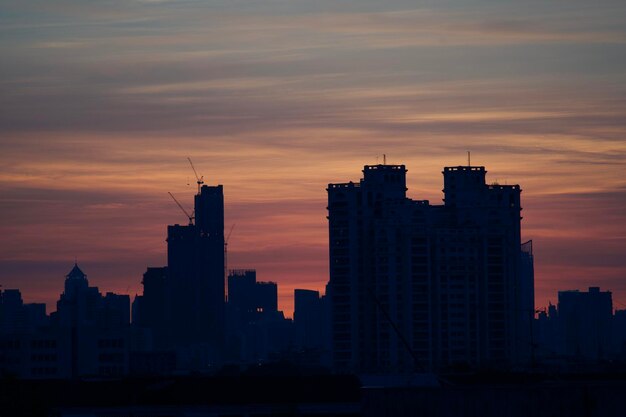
(54, 262, 130, 378)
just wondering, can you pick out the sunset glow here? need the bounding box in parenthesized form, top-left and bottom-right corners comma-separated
(1, 0, 625, 316)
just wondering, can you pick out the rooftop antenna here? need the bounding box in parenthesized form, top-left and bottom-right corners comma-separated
(168, 192, 194, 225)
(187, 157, 204, 195)
(467, 151, 471, 166)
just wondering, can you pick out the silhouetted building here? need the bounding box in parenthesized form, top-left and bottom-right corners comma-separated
(132, 266, 168, 350)
(535, 302, 559, 361)
(225, 269, 293, 364)
(129, 184, 225, 371)
(558, 287, 613, 361)
(166, 184, 225, 362)
(294, 289, 327, 350)
(613, 309, 626, 358)
(0, 289, 58, 379)
(327, 164, 533, 373)
(520, 240, 535, 359)
(228, 269, 278, 323)
(55, 263, 130, 378)
(535, 287, 619, 364)
(1, 289, 28, 335)
(293, 289, 331, 367)
(0, 264, 130, 379)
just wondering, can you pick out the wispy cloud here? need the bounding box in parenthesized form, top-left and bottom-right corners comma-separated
(1, 0, 625, 314)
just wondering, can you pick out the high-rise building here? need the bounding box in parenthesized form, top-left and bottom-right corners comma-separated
(294, 289, 328, 352)
(166, 185, 225, 351)
(54, 263, 130, 378)
(228, 269, 278, 322)
(327, 164, 533, 373)
(132, 267, 168, 349)
(558, 287, 613, 360)
(225, 269, 294, 363)
(535, 287, 617, 362)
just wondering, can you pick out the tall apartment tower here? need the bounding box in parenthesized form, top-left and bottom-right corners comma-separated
(167, 185, 225, 351)
(327, 164, 533, 373)
(439, 166, 529, 367)
(327, 165, 413, 373)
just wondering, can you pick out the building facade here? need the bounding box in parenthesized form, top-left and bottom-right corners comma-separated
(558, 287, 613, 360)
(0, 264, 130, 379)
(166, 185, 225, 354)
(327, 164, 533, 373)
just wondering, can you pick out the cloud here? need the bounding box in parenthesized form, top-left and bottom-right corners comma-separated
(1, 0, 626, 315)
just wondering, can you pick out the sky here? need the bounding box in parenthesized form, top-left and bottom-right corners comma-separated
(1, 0, 625, 317)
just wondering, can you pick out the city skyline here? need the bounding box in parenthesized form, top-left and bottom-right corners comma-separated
(0, 157, 625, 317)
(1, 0, 625, 317)
(3, 161, 624, 379)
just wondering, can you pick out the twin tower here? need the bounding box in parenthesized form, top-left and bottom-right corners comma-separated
(327, 164, 534, 373)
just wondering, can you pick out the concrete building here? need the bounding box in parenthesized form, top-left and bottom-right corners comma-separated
(166, 184, 225, 361)
(228, 269, 278, 323)
(0, 264, 130, 379)
(326, 164, 533, 373)
(55, 264, 130, 378)
(558, 287, 613, 360)
(131, 266, 168, 350)
(225, 269, 293, 364)
(0, 289, 59, 379)
(293, 289, 331, 367)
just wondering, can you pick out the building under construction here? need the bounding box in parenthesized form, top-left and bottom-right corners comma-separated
(133, 162, 226, 367)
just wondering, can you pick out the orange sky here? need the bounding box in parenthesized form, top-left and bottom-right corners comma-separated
(1, 0, 625, 316)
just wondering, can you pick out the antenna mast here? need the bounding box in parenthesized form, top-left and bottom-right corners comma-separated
(467, 151, 471, 166)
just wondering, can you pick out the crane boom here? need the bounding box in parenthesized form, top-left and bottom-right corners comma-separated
(226, 224, 236, 243)
(168, 192, 194, 225)
(224, 223, 236, 278)
(187, 157, 204, 194)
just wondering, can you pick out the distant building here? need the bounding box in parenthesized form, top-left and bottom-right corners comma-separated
(535, 302, 559, 361)
(294, 289, 327, 351)
(613, 309, 626, 358)
(228, 269, 278, 322)
(558, 287, 613, 360)
(3, 173, 350, 378)
(327, 164, 533, 373)
(55, 263, 130, 378)
(1, 289, 29, 335)
(129, 184, 305, 371)
(0, 288, 57, 379)
(0, 264, 130, 379)
(225, 269, 293, 364)
(535, 287, 619, 363)
(293, 289, 331, 367)
(166, 185, 225, 364)
(132, 266, 168, 350)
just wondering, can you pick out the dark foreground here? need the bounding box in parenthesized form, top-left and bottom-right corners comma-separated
(3, 372, 626, 417)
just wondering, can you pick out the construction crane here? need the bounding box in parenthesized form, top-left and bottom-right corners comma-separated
(187, 157, 204, 195)
(168, 192, 194, 225)
(224, 224, 236, 277)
